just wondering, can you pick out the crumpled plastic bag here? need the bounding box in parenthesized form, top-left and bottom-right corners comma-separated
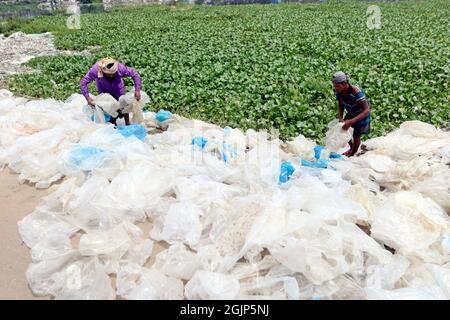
(115, 124, 147, 141)
(268, 234, 350, 285)
(94, 93, 120, 118)
(158, 201, 204, 247)
(153, 243, 200, 280)
(79, 223, 135, 259)
(285, 134, 316, 159)
(26, 250, 82, 296)
(59, 145, 122, 180)
(301, 158, 329, 169)
(325, 119, 353, 152)
(3, 122, 86, 188)
(83, 105, 112, 124)
(30, 234, 73, 263)
(155, 109, 172, 123)
(52, 257, 115, 300)
(118, 90, 150, 124)
(365, 255, 410, 289)
(411, 164, 450, 214)
(425, 263, 450, 299)
(18, 208, 79, 248)
(185, 270, 240, 300)
(364, 121, 450, 161)
(279, 161, 295, 184)
(192, 136, 208, 149)
(370, 191, 450, 264)
(116, 263, 184, 300)
(239, 275, 300, 300)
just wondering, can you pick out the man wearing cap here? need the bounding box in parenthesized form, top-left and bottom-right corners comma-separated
(332, 71, 371, 157)
(80, 57, 142, 125)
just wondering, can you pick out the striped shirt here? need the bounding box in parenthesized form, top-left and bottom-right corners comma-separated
(336, 85, 371, 128)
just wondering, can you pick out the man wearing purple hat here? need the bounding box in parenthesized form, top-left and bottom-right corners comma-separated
(80, 57, 142, 125)
(332, 71, 372, 157)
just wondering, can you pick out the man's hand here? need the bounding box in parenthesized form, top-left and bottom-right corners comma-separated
(87, 97, 95, 108)
(342, 120, 353, 131)
(134, 91, 141, 101)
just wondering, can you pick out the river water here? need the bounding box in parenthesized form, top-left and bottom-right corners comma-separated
(0, 1, 328, 21)
(0, 3, 106, 20)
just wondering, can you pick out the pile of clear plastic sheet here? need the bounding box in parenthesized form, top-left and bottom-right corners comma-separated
(1, 89, 449, 300)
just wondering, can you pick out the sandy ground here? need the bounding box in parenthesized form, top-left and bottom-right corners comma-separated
(0, 167, 167, 300)
(0, 168, 51, 299)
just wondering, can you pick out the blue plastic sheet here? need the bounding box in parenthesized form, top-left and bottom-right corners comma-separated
(191, 137, 235, 163)
(91, 112, 111, 123)
(70, 146, 105, 166)
(279, 161, 296, 184)
(115, 124, 147, 141)
(68, 146, 107, 172)
(314, 145, 325, 160)
(220, 142, 237, 163)
(155, 109, 172, 122)
(329, 152, 342, 159)
(301, 158, 329, 169)
(313, 145, 343, 160)
(192, 137, 208, 149)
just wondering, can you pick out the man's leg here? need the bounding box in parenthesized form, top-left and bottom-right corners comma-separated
(123, 113, 130, 126)
(343, 139, 353, 156)
(350, 132, 361, 156)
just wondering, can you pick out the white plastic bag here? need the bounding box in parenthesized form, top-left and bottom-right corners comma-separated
(26, 250, 82, 296)
(117, 263, 184, 300)
(18, 208, 79, 248)
(119, 90, 150, 124)
(160, 201, 203, 246)
(239, 276, 300, 300)
(371, 191, 450, 263)
(30, 234, 73, 262)
(78, 223, 134, 259)
(185, 270, 240, 300)
(94, 93, 120, 118)
(285, 134, 316, 158)
(153, 243, 200, 280)
(325, 119, 353, 152)
(53, 257, 115, 300)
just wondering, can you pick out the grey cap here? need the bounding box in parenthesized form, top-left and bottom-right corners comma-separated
(332, 71, 348, 84)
